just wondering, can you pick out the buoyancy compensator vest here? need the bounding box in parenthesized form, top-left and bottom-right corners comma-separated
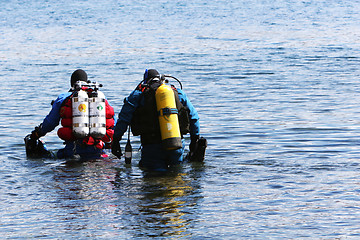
(131, 75, 190, 150)
(57, 81, 114, 149)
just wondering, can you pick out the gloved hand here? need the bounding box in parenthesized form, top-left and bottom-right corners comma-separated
(111, 138, 122, 159)
(189, 135, 200, 154)
(187, 135, 207, 162)
(30, 124, 43, 140)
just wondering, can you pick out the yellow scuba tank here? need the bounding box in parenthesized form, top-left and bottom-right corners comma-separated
(155, 83, 182, 150)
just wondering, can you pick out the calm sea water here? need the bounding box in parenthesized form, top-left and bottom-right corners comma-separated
(1, 0, 360, 239)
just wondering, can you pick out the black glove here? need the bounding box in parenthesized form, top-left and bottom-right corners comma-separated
(187, 135, 207, 162)
(111, 138, 122, 159)
(30, 124, 43, 140)
(24, 133, 51, 158)
(189, 135, 200, 154)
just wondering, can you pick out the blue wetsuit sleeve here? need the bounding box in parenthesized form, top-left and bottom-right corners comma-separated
(39, 92, 71, 136)
(113, 89, 143, 140)
(177, 89, 200, 136)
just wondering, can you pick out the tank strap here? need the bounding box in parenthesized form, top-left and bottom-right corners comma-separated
(159, 107, 178, 116)
(73, 123, 89, 127)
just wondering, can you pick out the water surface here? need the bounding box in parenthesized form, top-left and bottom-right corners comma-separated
(1, 0, 360, 239)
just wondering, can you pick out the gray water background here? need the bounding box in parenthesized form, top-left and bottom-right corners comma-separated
(1, 0, 360, 239)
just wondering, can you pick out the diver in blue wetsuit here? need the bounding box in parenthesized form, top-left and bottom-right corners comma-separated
(112, 69, 206, 172)
(27, 69, 115, 159)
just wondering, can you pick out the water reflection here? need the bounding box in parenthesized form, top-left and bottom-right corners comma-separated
(51, 158, 121, 237)
(49, 158, 204, 238)
(112, 164, 204, 238)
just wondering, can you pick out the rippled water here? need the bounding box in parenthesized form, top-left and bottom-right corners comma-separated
(1, 0, 360, 239)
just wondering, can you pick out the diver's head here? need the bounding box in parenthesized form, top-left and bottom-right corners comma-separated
(71, 69, 88, 87)
(143, 69, 159, 84)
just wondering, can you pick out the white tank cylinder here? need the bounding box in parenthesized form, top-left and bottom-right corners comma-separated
(89, 90, 106, 138)
(72, 89, 89, 138)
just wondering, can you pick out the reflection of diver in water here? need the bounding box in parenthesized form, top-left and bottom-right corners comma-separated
(50, 159, 121, 235)
(112, 167, 205, 238)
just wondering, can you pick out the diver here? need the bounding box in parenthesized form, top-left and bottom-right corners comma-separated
(111, 69, 207, 172)
(25, 69, 115, 159)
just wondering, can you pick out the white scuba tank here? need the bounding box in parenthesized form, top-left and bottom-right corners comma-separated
(72, 88, 89, 138)
(89, 90, 106, 138)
